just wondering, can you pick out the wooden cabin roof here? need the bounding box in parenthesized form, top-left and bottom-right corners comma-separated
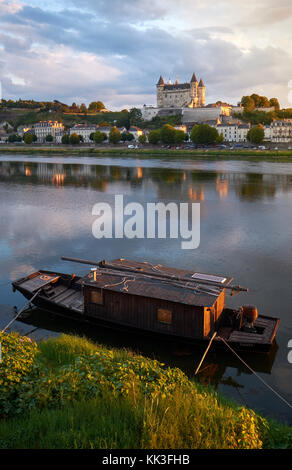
(82, 259, 233, 307)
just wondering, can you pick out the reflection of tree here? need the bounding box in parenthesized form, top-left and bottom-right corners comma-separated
(236, 174, 276, 201)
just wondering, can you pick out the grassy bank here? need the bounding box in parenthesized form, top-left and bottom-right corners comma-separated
(0, 332, 291, 449)
(1, 144, 292, 161)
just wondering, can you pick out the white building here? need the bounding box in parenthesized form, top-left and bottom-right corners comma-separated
(128, 126, 144, 141)
(264, 120, 292, 143)
(69, 124, 97, 143)
(216, 122, 250, 142)
(141, 105, 159, 121)
(33, 121, 64, 142)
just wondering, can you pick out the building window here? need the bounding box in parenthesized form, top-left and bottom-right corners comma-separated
(91, 289, 103, 305)
(157, 308, 172, 324)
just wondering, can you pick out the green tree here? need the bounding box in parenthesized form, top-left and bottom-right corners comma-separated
(24, 133, 34, 144)
(246, 125, 265, 145)
(174, 130, 186, 144)
(160, 124, 176, 144)
(129, 108, 143, 126)
(61, 134, 70, 144)
(45, 134, 53, 142)
(269, 98, 280, 110)
(109, 126, 121, 144)
(93, 131, 107, 144)
(80, 103, 87, 114)
(190, 124, 220, 145)
(69, 133, 81, 145)
(148, 129, 160, 145)
(138, 134, 146, 144)
(241, 96, 255, 113)
(8, 134, 19, 143)
(88, 101, 105, 113)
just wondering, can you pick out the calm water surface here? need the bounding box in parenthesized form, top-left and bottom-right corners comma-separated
(1, 153, 292, 424)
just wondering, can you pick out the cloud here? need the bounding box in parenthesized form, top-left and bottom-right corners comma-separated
(0, 0, 291, 108)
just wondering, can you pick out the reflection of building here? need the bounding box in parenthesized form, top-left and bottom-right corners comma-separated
(188, 187, 205, 201)
(216, 178, 229, 199)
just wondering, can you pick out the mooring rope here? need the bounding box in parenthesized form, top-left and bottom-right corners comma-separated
(194, 332, 292, 411)
(1, 290, 41, 333)
(218, 335, 292, 411)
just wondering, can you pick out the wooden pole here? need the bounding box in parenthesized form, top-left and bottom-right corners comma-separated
(194, 332, 217, 375)
(61, 257, 248, 293)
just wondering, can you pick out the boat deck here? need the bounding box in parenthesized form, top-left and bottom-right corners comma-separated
(217, 316, 279, 346)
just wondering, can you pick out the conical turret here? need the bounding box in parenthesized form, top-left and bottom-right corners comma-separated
(157, 76, 164, 86)
(190, 73, 198, 83)
(198, 78, 205, 87)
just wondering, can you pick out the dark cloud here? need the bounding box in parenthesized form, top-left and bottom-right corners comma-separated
(0, 1, 291, 107)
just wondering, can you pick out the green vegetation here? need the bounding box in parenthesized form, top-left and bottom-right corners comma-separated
(241, 94, 280, 112)
(69, 133, 81, 145)
(109, 126, 121, 144)
(247, 125, 265, 145)
(138, 134, 146, 144)
(93, 130, 107, 144)
(23, 133, 36, 144)
(190, 124, 221, 145)
(0, 332, 291, 449)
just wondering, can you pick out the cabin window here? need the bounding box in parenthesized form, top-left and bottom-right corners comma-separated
(90, 289, 103, 305)
(157, 308, 172, 324)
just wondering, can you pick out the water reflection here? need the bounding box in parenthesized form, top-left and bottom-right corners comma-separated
(1, 160, 292, 201)
(1, 157, 292, 423)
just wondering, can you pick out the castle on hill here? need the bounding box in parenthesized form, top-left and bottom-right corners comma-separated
(156, 73, 206, 109)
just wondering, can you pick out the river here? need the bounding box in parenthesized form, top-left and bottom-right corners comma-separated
(0, 153, 292, 424)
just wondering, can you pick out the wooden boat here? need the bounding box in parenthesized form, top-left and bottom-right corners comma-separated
(12, 257, 279, 353)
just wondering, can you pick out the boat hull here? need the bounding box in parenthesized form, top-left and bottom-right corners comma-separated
(12, 271, 279, 353)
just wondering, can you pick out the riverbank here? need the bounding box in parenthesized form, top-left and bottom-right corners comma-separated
(2, 144, 292, 161)
(0, 332, 291, 449)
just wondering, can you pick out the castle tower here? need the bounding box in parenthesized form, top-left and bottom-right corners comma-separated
(190, 73, 198, 108)
(156, 76, 165, 107)
(198, 78, 206, 107)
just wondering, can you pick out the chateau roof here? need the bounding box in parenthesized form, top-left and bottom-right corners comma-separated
(199, 79, 205, 87)
(190, 73, 198, 83)
(164, 83, 191, 90)
(157, 76, 164, 85)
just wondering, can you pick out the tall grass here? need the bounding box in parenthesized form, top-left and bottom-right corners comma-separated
(0, 333, 291, 449)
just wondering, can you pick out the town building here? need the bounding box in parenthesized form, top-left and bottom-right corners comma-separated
(33, 121, 64, 142)
(264, 120, 292, 143)
(216, 122, 251, 143)
(182, 105, 231, 128)
(128, 126, 144, 141)
(69, 123, 97, 143)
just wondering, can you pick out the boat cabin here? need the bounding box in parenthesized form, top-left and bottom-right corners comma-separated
(82, 259, 232, 339)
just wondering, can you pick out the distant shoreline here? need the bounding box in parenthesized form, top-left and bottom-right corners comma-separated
(1, 144, 292, 161)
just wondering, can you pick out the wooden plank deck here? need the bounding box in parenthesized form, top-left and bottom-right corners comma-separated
(20, 274, 60, 292)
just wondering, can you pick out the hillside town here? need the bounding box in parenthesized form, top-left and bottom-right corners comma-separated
(1, 73, 292, 147)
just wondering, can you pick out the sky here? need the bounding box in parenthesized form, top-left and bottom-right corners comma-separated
(0, 0, 292, 110)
